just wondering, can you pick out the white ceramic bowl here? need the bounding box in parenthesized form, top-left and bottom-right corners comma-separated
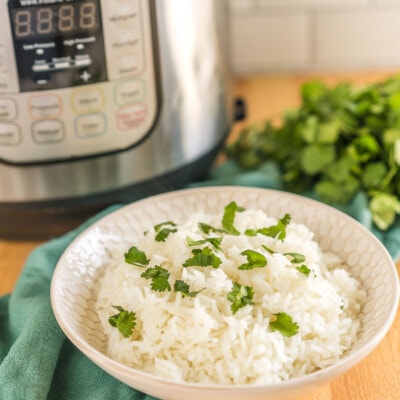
(50, 186, 399, 400)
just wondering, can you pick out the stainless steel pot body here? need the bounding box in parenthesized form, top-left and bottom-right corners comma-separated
(0, 0, 232, 238)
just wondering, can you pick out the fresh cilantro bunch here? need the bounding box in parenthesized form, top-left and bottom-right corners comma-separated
(226, 76, 400, 230)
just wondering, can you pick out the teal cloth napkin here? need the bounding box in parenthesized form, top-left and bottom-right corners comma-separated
(1, 160, 399, 400)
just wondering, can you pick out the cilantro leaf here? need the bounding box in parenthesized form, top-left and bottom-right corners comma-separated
(108, 306, 137, 338)
(174, 280, 204, 297)
(300, 144, 336, 175)
(227, 282, 254, 314)
(222, 201, 245, 235)
(296, 264, 311, 277)
(269, 312, 299, 337)
(238, 249, 267, 270)
(284, 252, 306, 264)
(183, 247, 222, 269)
(124, 246, 150, 267)
(369, 192, 400, 230)
(186, 236, 223, 251)
(362, 162, 387, 189)
(141, 266, 171, 292)
(261, 245, 275, 254)
(198, 222, 225, 235)
(245, 214, 291, 241)
(154, 221, 177, 242)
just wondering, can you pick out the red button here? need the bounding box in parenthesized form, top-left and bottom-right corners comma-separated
(116, 103, 147, 131)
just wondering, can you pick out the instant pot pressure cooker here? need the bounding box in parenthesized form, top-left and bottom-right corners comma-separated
(0, 0, 232, 238)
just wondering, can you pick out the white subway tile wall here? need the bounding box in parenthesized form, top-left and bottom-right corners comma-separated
(229, 0, 400, 74)
(230, 14, 310, 72)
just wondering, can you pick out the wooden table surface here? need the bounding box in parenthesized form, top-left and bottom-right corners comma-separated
(1, 70, 399, 400)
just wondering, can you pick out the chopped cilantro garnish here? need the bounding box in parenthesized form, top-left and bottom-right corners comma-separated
(245, 213, 291, 241)
(186, 236, 223, 251)
(269, 312, 299, 337)
(154, 221, 177, 242)
(284, 252, 306, 264)
(222, 201, 245, 235)
(141, 266, 171, 292)
(174, 280, 204, 297)
(183, 247, 222, 269)
(227, 281, 254, 314)
(108, 306, 137, 338)
(296, 264, 311, 277)
(261, 245, 275, 254)
(238, 249, 267, 270)
(198, 222, 225, 235)
(124, 246, 150, 267)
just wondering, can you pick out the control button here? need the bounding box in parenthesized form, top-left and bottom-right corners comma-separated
(116, 103, 147, 131)
(0, 122, 20, 145)
(0, 76, 10, 93)
(115, 79, 145, 105)
(54, 61, 71, 69)
(75, 113, 106, 137)
(28, 94, 62, 119)
(32, 119, 64, 144)
(0, 98, 17, 120)
(107, 0, 140, 26)
(72, 88, 104, 114)
(32, 64, 50, 72)
(117, 54, 142, 77)
(109, 10, 139, 29)
(112, 37, 141, 53)
(75, 57, 92, 68)
(80, 70, 92, 82)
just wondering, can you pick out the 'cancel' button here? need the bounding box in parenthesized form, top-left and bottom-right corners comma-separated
(32, 119, 64, 144)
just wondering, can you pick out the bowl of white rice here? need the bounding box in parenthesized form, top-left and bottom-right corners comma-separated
(51, 186, 399, 400)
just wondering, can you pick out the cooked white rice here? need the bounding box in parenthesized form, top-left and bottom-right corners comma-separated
(96, 206, 366, 385)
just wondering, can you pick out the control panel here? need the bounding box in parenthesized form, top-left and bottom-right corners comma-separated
(0, 0, 158, 164)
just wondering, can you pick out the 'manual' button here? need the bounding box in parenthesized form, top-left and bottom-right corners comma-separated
(32, 119, 64, 143)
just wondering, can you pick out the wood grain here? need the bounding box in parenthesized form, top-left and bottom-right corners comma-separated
(1, 70, 399, 399)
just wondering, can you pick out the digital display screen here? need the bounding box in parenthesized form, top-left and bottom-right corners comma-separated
(7, 0, 108, 92)
(10, 0, 100, 39)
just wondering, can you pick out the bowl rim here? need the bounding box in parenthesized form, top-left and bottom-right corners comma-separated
(50, 186, 400, 392)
